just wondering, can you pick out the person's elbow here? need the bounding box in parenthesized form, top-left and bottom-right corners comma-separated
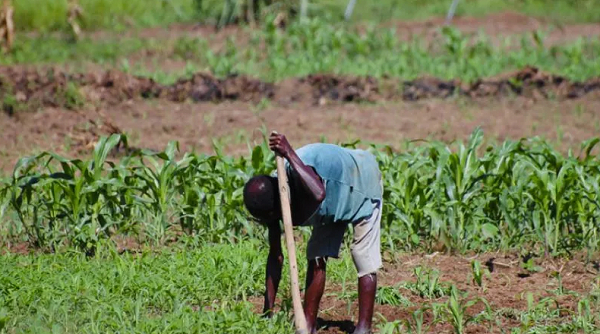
(313, 186, 326, 203)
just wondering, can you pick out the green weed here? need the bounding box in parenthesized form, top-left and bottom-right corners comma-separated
(56, 82, 86, 110)
(0, 241, 293, 334)
(402, 266, 450, 299)
(1, 93, 27, 115)
(173, 36, 208, 61)
(376, 285, 413, 307)
(471, 260, 485, 287)
(441, 285, 492, 334)
(0, 35, 160, 66)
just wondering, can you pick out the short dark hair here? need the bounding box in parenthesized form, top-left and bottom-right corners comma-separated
(243, 175, 279, 222)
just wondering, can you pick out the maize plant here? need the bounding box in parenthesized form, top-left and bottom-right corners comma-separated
(1, 129, 599, 255)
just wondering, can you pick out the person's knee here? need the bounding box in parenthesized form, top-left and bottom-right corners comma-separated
(309, 257, 327, 270)
(359, 272, 377, 282)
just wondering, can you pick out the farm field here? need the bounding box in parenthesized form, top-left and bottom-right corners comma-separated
(2, 1, 600, 333)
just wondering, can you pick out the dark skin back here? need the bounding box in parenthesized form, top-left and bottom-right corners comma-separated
(261, 132, 376, 334)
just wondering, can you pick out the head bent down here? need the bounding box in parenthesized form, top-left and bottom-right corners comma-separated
(243, 175, 281, 225)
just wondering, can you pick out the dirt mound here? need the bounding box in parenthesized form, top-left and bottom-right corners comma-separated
(167, 73, 275, 102)
(0, 67, 161, 113)
(402, 66, 600, 101)
(2, 67, 600, 115)
(466, 66, 600, 99)
(0, 67, 277, 112)
(300, 67, 600, 103)
(293, 74, 380, 103)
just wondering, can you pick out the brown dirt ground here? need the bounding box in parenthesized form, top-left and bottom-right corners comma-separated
(247, 251, 600, 334)
(2, 91, 600, 173)
(2, 63, 600, 173)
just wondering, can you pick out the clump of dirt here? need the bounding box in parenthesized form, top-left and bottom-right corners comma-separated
(274, 74, 382, 105)
(464, 66, 600, 100)
(402, 66, 600, 101)
(298, 74, 381, 103)
(84, 70, 162, 103)
(166, 72, 275, 102)
(2, 66, 600, 115)
(0, 68, 275, 113)
(0, 68, 82, 114)
(0, 67, 161, 113)
(401, 76, 462, 101)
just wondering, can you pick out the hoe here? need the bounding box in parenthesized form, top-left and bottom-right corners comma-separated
(274, 131, 309, 334)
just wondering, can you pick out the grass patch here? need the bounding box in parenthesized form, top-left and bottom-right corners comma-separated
(13, 0, 199, 33)
(1, 93, 27, 116)
(7, 19, 600, 85)
(2, 242, 599, 334)
(0, 34, 162, 66)
(11, 0, 600, 34)
(56, 82, 86, 110)
(0, 241, 295, 334)
(155, 22, 600, 83)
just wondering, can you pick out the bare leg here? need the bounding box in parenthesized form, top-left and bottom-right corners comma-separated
(353, 273, 377, 334)
(304, 258, 326, 334)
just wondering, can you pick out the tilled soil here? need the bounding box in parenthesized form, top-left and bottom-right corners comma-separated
(3, 91, 600, 173)
(248, 251, 600, 334)
(2, 67, 600, 116)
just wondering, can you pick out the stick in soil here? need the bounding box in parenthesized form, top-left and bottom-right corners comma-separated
(274, 131, 309, 334)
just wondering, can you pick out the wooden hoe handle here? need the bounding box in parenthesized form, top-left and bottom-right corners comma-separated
(275, 148, 309, 334)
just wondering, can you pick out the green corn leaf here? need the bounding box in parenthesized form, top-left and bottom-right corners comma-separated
(580, 138, 600, 160)
(481, 223, 499, 240)
(251, 145, 264, 171)
(92, 134, 122, 180)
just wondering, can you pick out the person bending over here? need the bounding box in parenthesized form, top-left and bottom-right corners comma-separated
(243, 132, 384, 334)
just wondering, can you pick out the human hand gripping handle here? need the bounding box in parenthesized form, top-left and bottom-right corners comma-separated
(270, 132, 325, 204)
(272, 131, 309, 334)
(269, 131, 293, 158)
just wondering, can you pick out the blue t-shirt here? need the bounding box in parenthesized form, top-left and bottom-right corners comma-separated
(282, 143, 383, 226)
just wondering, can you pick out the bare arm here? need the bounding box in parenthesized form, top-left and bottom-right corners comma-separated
(269, 133, 325, 203)
(263, 223, 283, 316)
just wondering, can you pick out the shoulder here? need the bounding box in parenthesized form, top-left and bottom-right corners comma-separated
(296, 143, 344, 155)
(296, 143, 350, 162)
(295, 143, 346, 169)
(298, 144, 376, 167)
